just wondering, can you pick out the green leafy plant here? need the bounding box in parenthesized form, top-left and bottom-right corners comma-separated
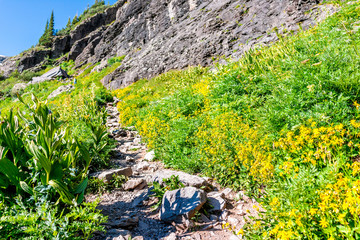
(150, 175, 185, 209)
(0, 197, 107, 240)
(87, 174, 127, 194)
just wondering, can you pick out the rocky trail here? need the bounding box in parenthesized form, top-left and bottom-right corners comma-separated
(87, 99, 262, 240)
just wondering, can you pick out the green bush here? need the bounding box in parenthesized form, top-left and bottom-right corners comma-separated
(0, 96, 93, 205)
(94, 87, 113, 106)
(0, 198, 106, 239)
(19, 70, 41, 82)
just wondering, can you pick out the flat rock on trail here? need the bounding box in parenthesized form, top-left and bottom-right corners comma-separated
(87, 100, 261, 240)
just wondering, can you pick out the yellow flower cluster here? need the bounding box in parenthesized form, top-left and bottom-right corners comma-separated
(253, 118, 360, 239)
(195, 111, 274, 183)
(192, 78, 211, 97)
(274, 121, 347, 166)
(137, 114, 170, 149)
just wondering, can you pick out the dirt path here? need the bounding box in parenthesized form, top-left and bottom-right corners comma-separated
(87, 100, 259, 240)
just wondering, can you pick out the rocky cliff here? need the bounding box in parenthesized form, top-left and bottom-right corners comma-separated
(0, 55, 6, 65)
(0, 0, 335, 88)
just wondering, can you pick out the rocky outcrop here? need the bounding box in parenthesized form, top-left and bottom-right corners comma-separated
(30, 66, 69, 84)
(1, 0, 334, 86)
(98, 0, 331, 89)
(0, 56, 18, 77)
(0, 55, 6, 64)
(0, 1, 126, 76)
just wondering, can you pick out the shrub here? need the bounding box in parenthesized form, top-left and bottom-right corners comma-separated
(0, 198, 106, 239)
(19, 70, 41, 82)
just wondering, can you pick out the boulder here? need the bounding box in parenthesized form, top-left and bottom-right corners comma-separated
(30, 66, 69, 84)
(97, 167, 133, 183)
(152, 170, 208, 188)
(47, 84, 74, 99)
(160, 187, 207, 223)
(11, 83, 28, 94)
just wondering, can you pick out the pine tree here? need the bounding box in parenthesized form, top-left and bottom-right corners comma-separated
(48, 11, 55, 37)
(44, 20, 49, 35)
(38, 20, 50, 46)
(38, 11, 55, 47)
(66, 17, 72, 30)
(72, 15, 79, 25)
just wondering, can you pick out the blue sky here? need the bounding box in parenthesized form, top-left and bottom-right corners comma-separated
(0, 0, 117, 56)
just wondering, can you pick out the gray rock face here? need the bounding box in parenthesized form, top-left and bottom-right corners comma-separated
(17, 49, 52, 73)
(152, 170, 208, 188)
(47, 84, 74, 99)
(1, 0, 334, 84)
(160, 187, 207, 222)
(98, 0, 331, 89)
(0, 57, 19, 77)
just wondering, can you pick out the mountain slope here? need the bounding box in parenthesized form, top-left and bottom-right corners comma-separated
(0, 0, 335, 89)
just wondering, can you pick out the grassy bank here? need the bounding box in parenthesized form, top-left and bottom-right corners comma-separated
(115, 2, 360, 239)
(0, 59, 122, 239)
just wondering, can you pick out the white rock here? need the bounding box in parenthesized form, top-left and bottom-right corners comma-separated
(207, 192, 226, 212)
(144, 150, 156, 161)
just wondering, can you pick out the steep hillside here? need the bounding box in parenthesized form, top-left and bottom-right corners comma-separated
(0, 0, 358, 239)
(114, 1, 360, 238)
(1, 0, 334, 89)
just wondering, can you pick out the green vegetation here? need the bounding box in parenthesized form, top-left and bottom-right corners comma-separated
(115, 2, 360, 239)
(57, 0, 111, 36)
(0, 96, 108, 238)
(150, 175, 185, 209)
(38, 11, 55, 47)
(108, 56, 125, 66)
(0, 55, 124, 238)
(87, 174, 128, 194)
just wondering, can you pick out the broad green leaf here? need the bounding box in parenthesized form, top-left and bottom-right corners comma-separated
(29, 142, 51, 177)
(49, 179, 74, 205)
(74, 178, 88, 194)
(0, 148, 20, 186)
(20, 181, 33, 195)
